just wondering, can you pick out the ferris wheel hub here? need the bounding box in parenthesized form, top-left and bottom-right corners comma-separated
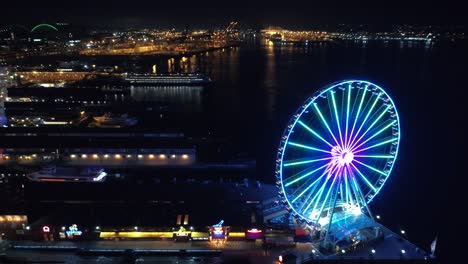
(332, 146, 354, 167)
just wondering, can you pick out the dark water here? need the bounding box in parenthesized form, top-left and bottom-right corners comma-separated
(142, 38, 463, 260)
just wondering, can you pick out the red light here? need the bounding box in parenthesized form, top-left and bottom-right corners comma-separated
(42, 226, 50, 232)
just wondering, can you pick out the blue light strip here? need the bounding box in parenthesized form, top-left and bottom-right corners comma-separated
(298, 121, 334, 148)
(344, 168, 350, 204)
(315, 169, 339, 220)
(330, 91, 344, 148)
(354, 155, 394, 159)
(288, 142, 332, 154)
(345, 84, 351, 148)
(349, 93, 381, 149)
(291, 169, 328, 202)
(284, 157, 333, 167)
(347, 167, 362, 208)
(285, 163, 329, 187)
(302, 164, 337, 214)
(353, 137, 398, 154)
(348, 105, 390, 150)
(354, 159, 388, 176)
(350, 163, 377, 192)
(313, 104, 341, 148)
(347, 86, 368, 149)
(351, 120, 397, 152)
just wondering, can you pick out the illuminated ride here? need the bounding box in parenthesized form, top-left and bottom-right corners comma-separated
(276, 80, 400, 232)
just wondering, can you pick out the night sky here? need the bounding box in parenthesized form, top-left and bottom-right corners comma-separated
(1, 3, 467, 28)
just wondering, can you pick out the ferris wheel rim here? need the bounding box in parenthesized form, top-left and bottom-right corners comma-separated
(276, 79, 401, 224)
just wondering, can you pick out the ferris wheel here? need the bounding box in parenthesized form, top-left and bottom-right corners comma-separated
(276, 80, 400, 227)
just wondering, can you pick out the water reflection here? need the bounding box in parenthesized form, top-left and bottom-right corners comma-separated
(130, 85, 203, 112)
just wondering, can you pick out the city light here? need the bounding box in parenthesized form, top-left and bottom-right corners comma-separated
(401, 249, 406, 254)
(70, 154, 76, 158)
(159, 154, 166, 159)
(96, 226, 100, 230)
(376, 215, 381, 219)
(92, 154, 99, 159)
(81, 154, 87, 159)
(149, 154, 155, 159)
(371, 249, 376, 254)
(401, 230, 406, 235)
(341, 249, 346, 254)
(182, 154, 188, 159)
(134, 226, 138, 231)
(115, 154, 122, 159)
(138, 154, 143, 159)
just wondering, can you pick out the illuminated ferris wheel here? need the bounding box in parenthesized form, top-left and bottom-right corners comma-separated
(276, 80, 400, 227)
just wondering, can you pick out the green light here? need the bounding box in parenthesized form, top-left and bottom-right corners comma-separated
(31, 24, 58, 33)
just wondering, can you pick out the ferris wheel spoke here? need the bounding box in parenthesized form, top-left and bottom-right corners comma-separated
(350, 173, 366, 209)
(287, 142, 332, 154)
(350, 171, 374, 217)
(347, 86, 368, 150)
(354, 155, 394, 159)
(302, 163, 338, 214)
(283, 157, 333, 167)
(291, 167, 329, 203)
(349, 162, 377, 192)
(353, 159, 388, 176)
(284, 163, 329, 187)
(344, 168, 350, 205)
(345, 84, 352, 150)
(314, 169, 340, 223)
(312, 103, 341, 148)
(353, 137, 398, 154)
(330, 91, 345, 148)
(348, 105, 390, 150)
(347, 168, 363, 209)
(347, 92, 381, 149)
(297, 120, 335, 148)
(351, 120, 397, 152)
(339, 181, 344, 204)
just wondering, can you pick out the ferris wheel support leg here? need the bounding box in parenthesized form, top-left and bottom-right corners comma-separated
(322, 177, 341, 248)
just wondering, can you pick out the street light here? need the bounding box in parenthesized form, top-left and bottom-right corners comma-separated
(401, 249, 406, 254)
(371, 249, 376, 254)
(134, 226, 138, 231)
(401, 230, 405, 235)
(376, 215, 381, 220)
(96, 226, 100, 230)
(341, 249, 346, 254)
